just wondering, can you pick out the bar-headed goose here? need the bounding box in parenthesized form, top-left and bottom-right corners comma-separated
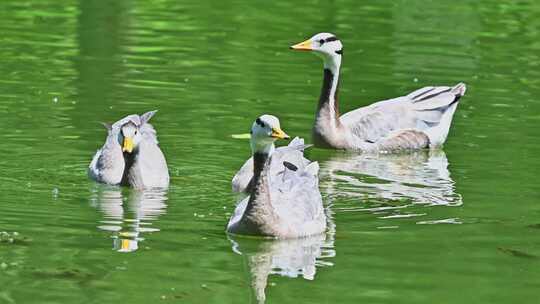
(290, 32, 467, 152)
(227, 115, 326, 238)
(88, 110, 169, 189)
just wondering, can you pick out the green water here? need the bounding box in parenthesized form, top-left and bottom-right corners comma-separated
(1, 0, 539, 303)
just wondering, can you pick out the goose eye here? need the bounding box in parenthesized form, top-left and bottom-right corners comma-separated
(319, 39, 325, 45)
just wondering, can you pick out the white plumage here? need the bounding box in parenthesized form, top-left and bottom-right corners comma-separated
(227, 115, 326, 238)
(88, 111, 169, 189)
(291, 32, 467, 152)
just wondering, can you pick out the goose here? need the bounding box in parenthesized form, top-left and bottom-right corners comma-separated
(227, 115, 326, 238)
(88, 110, 169, 189)
(290, 32, 467, 152)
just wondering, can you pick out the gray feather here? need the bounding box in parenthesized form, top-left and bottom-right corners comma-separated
(339, 82, 466, 151)
(232, 137, 311, 193)
(88, 111, 169, 189)
(227, 137, 326, 238)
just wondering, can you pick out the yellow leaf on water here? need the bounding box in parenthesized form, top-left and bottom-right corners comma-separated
(231, 133, 251, 139)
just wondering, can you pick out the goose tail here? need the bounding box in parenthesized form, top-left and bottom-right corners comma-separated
(451, 82, 467, 98)
(422, 82, 467, 147)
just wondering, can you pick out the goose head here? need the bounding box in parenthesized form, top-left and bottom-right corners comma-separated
(106, 110, 157, 154)
(250, 115, 290, 155)
(119, 122, 142, 153)
(290, 32, 343, 72)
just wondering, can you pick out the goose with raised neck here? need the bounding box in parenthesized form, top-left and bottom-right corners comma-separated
(227, 115, 326, 238)
(291, 32, 467, 152)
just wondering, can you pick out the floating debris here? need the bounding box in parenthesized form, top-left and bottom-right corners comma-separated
(498, 247, 538, 259)
(32, 267, 93, 280)
(0, 231, 31, 245)
(52, 188, 59, 199)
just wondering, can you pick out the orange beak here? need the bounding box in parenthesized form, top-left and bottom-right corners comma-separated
(271, 127, 290, 140)
(289, 39, 313, 51)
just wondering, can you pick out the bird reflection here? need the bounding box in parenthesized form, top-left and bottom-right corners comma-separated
(89, 187, 168, 252)
(229, 215, 335, 304)
(320, 150, 462, 207)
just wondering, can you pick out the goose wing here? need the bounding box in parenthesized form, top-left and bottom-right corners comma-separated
(88, 131, 125, 185)
(340, 83, 466, 148)
(232, 137, 312, 193)
(131, 142, 169, 189)
(128, 123, 169, 189)
(269, 161, 326, 236)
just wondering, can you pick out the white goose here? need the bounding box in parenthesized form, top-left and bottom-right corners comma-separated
(227, 115, 326, 238)
(290, 32, 467, 152)
(88, 111, 169, 189)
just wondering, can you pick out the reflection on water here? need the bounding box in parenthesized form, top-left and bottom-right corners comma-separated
(89, 187, 168, 252)
(320, 150, 462, 209)
(229, 215, 335, 303)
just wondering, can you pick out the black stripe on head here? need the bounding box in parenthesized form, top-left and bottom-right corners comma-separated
(325, 36, 339, 42)
(335, 49, 343, 55)
(255, 117, 265, 127)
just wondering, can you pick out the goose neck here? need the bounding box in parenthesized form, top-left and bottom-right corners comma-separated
(120, 150, 137, 185)
(252, 151, 270, 181)
(317, 61, 341, 123)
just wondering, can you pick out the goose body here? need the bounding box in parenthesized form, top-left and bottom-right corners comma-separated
(232, 137, 311, 193)
(227, 115, 326, 238)
(291, 33, 467, 152)
(89, 111, 169, 189)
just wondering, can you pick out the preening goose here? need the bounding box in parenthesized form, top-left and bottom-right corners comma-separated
(290, 33, 467, 152)
(88, 110, 169, 189)
(227, 115, 326, 238)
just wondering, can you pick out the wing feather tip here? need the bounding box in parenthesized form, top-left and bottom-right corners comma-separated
(452, 82, 467, 96)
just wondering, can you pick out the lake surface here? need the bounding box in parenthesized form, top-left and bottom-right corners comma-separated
(1, 0, 539, 303)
